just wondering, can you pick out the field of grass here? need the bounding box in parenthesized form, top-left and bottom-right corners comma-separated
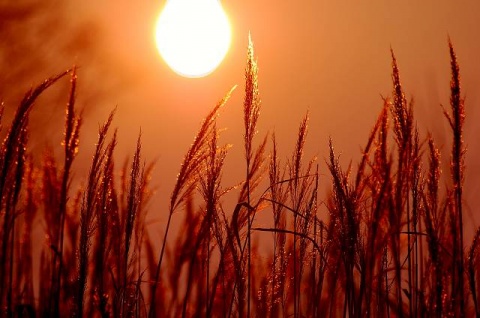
(0, 38, 478, 317)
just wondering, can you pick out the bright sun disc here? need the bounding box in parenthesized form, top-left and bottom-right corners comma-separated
(155, 0, 231, 78)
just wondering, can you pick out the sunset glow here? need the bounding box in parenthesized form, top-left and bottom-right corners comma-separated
(155, 0, 231, 78)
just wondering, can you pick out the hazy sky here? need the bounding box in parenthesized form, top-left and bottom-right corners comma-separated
(1, 1, 480, 237)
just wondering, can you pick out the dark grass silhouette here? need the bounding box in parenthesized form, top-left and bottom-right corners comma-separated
(0, 38, 478, 318)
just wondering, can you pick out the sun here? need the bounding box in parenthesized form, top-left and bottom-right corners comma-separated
(155, 0, 232, 78)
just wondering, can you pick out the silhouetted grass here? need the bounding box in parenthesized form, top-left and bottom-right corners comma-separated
(0, 38, 477, 318)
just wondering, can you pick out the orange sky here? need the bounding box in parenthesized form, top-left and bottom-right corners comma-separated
(1, 0, 480, 238)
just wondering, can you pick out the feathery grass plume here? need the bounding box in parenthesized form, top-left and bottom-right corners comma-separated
(390, 50, 413, 150)
(134, 162, 154, 251)
(242, 33, 261, 318)
(324, 173, 342, 315)
(117, 132, 149, 318)
(149, 85, 235, 317)
(238, 136, 268, 205)
(323, 97, 396, 317)
(0, 69, 71, 201)
(357, 101, 391, 316)
(132, 160, 154, 309)
(243, 34, 261, 174)
(268, 133, 288, 316)
(125, 132, 142, 253)
(286, 112, 315, 316)
(408, 127, 422, 315)
(249, 116, 316, 317)
(133, 165, 154, 317)
(226, 130, 267, 318)
(123, 132, 142, 283)
(196, 120, 230, 316)
(355, 99, 388, 191)
(0, 69, 70, 316)
(326, 138, 361, 317)
(234, 132, 268, 294)
(442, 39, 466, 316)
(326, 141, 345, 316)
(76, 110, 115, 317)
(51, 66, 82, 318)
(422, 137, 444, 317)
(390, 49, 414, 318)
(324, 194, 346, 317)
(370, 101, 391, 317)
(91, 130, 117, 318)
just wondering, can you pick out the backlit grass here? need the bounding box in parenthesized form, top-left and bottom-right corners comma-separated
(0, 38, 478, 318)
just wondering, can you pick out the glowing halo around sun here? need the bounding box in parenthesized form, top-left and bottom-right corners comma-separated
(155, 0, 232, 78)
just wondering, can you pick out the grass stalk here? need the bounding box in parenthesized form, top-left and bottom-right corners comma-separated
(243, 34, 261, 318)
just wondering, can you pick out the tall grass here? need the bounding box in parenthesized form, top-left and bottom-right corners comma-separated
(0, 39, 477, 318)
